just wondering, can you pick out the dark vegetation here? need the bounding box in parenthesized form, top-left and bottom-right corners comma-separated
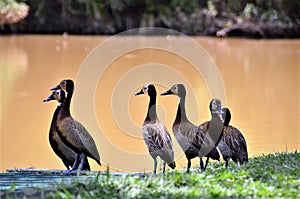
(1, 151, 299, 198)
(1, 0, 300, 37)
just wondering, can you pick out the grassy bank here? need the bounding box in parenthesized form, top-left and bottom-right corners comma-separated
(2, 151, 299, 198)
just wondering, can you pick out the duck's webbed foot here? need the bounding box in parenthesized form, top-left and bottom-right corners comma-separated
(63, 169, 78, 175)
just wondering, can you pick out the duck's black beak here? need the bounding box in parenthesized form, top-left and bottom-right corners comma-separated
(160, 89, 172, 96)
(43, 94, 54, 102)
(50, 84, 60, 91)
(135, 90, 144, 96)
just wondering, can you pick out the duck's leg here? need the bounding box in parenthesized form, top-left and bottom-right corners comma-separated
(71, 154, 80, 170)
(64, 153, 80, 174)
(225, 159, 229, 168)
(187, 159, 191, 173)
(200, 157, 204, 172)
(78, 153, 87, 171)
(203, 157, 210, 171)
(153, 158, 157, 174)
(162, 161, 166, 174)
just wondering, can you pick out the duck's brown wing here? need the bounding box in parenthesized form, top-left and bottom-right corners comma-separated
(74, 119, 101, 165)
(223, 125, 248, 164)
(53, 120, 91, 170)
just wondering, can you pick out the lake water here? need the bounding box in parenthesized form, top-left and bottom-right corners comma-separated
(0, 35, 299, 173)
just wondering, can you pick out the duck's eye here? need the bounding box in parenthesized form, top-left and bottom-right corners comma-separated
(56, 91, 60, 95)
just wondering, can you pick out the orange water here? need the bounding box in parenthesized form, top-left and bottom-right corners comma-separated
(0, 35, 299, 172)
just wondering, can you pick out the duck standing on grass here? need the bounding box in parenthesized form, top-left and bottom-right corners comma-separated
(200, 107, 248, 167)
(135, 84, 176, 174)
(51, 79, 101, 174)
(43, 89, 91, 171)
(161, 84, 221, 172)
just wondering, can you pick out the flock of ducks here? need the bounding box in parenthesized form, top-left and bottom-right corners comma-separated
(44, 79, 248, 174)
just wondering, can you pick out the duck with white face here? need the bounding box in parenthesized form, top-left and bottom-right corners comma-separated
(50, 79, 101, 174)
(43, 89, 91, 171)
(135, 84, 176, 174)
(199, 106, 248, 168)
(210, 98, 224, 123)
(161, 84, 221, 172)
(207, 98, 225, 145)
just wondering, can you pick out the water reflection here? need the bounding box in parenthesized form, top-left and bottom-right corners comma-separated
(0, 41, 28, 108)
(197, 38, 300, 156)
(0, 36, 299, 172)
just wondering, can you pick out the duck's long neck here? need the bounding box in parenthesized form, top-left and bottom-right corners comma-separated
(50, 104, 62, 131)
(175, 96, 188, 124)
(59, 88, 73, 119)
(145, 94, 157, 123)
(207, 112, 224, 145)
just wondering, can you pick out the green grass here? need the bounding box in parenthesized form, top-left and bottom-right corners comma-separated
(3, 151, 300, 198)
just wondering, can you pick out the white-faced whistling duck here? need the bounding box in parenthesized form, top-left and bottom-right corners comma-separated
(43, 89, 90, 171)
(135, 84, 176, 174)
(200, 107, 248, 167)
(161, 84, 221, 172)
(51, 79, 101, 174)
(198, 98, 226, 170)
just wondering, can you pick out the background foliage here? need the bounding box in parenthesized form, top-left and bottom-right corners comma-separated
(1, 0, 299, 37)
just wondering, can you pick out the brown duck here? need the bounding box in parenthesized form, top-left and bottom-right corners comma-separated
(51, 79, 101, 173)
(43, 89, 90, 171)
(200, 107, 248, 167)
(197, 98, 227, 169)
(161, 84, 221, 172)
(135, 84, 176, 174)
